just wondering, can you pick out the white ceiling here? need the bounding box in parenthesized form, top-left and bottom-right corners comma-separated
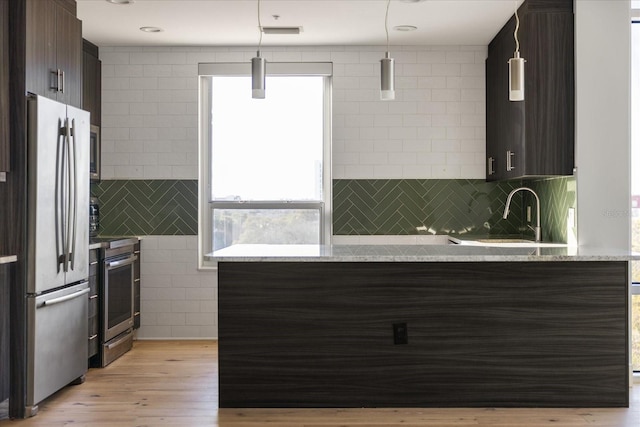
(77, 0, 525, 47)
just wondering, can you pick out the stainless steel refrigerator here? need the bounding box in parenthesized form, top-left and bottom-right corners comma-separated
(25, 95, 90, 416)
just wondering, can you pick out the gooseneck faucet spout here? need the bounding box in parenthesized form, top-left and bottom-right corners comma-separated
(502, 186, 541, 242)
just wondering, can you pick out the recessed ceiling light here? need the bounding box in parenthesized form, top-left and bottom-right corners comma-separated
(393, 25, 418, 32)
(139, 26, 163, 33)
(106, 0, 134, 4)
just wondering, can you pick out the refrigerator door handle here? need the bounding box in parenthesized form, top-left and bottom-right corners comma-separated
(64, 119, 73, 273)
(40, 287, 89, 307)
(69, 118, 78, 270)
(55, 120, 66, 272)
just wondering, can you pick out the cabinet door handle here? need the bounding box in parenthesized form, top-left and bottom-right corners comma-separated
(487, 157, 495, 176)
(51, 69, 62, 92)
(506, 150, 515, 171)
(60, 70, 65, 94)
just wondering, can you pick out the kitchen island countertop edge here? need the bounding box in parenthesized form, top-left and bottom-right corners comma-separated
(206, 244, 640, 262)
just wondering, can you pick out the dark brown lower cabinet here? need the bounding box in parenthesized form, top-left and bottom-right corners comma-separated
(133, 242, 140, 330)
(0, 263, 11, 407)
(218, 261, 628, 408)
(88, 249, 99, 360)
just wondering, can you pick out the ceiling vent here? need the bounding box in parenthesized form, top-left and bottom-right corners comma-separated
(261, 26, 303, 35)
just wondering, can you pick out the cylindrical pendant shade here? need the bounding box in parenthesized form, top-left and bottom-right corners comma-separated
(508, 53, 525, 101)
(252, 55, 266, 99)
(380, 53, 395, 101)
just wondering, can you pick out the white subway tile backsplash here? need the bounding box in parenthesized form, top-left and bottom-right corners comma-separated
(136, 237, 218, 339)
(156, 313, 186, 326)
(102, 89, 144, 103)
(114, 65, 143, 77)
(129, 153, 158, 166)
(129, 77, 159, 90)
(129, 103, 158, 115)
(158, 52, 187, 64)
(130, 52, 159, 65)
(114, 140, 144, 153)
(100, 51, 130, 64)
(445, 51, 476, 64)
(403, 164, 432, 179)
(113, 165, 143, 178)
(431, 89, 461, 102)
(170, 165, 197, 179)
(143, 64, 172, 77)
(374, 164, 404, 178)
(102, 77, 130, 91)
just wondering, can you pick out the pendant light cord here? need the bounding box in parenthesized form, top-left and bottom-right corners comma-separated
(385, 0, 391, 53)
(257, 0, 263, 54)
(513, 0, 520, 54)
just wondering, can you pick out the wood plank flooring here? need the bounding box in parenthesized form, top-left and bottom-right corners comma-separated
(1, 340, 639, 427)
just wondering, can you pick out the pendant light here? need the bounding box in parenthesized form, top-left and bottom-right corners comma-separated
(508, 0, 525, 101)
(251, 0, 266, 99)
(380, 0, 395, 101)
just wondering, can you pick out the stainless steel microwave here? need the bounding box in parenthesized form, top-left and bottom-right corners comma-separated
(90, 125, 100, 181)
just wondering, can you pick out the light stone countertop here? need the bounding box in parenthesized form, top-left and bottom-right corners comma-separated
(0, 255, 18, 265)
(206, 244, 640, 263)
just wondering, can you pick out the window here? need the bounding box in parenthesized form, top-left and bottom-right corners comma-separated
(198, 63, 332, 267)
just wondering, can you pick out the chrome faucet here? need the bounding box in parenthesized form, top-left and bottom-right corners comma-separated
(502, 186, 541, 242)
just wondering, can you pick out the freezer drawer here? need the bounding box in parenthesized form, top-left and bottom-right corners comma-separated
(26, 282, 89, 413)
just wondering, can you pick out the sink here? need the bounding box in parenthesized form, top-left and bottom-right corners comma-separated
(475, 238, 534, 244)
(448, 236, 567, 248)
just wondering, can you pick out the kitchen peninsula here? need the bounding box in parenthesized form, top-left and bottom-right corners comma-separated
(209, 244, 636, 409)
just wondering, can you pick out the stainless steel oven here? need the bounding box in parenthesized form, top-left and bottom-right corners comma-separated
(101, 244, 136, 366)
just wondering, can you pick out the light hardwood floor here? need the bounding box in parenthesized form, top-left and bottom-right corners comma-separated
(2, 340, 640, 427)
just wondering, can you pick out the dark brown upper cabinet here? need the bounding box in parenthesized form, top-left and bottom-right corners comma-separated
(83, 39, 101, 127)
(25, 0, 82, 108)
(485, 0, 574, 181)
(0, 0, 9, 173)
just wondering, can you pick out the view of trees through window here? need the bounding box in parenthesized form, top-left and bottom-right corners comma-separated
(208, 74, 327, 251)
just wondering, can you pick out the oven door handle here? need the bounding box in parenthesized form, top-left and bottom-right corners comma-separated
(106, 255, 138, 269)
(106, 331, 132, 350)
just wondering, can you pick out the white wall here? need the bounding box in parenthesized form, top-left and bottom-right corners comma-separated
(575, 1, 631, 249)
(138, 236, 218, 339)
(100, 44, 487, 339)
(100, 45, 487, 181)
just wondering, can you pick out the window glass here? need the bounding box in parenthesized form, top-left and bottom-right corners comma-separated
(198, 65, 331, 261)
(210, 76, 324, 202)
(213, 208, 321, 250)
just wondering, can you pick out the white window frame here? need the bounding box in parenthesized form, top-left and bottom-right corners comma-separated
(197, 62, 333, 268)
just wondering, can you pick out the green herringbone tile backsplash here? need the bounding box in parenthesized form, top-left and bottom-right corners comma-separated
(92, 180, 198, 236)
(333, 179, 525, 236)
(91, 177, 575, 241)
(333, 178, 576, 242)
(526, 176, 576, 243)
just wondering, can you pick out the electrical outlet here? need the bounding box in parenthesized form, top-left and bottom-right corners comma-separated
(393, 323, 408, 345)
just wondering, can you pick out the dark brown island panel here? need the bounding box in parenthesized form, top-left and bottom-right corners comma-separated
(218, 261, 628, 408)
